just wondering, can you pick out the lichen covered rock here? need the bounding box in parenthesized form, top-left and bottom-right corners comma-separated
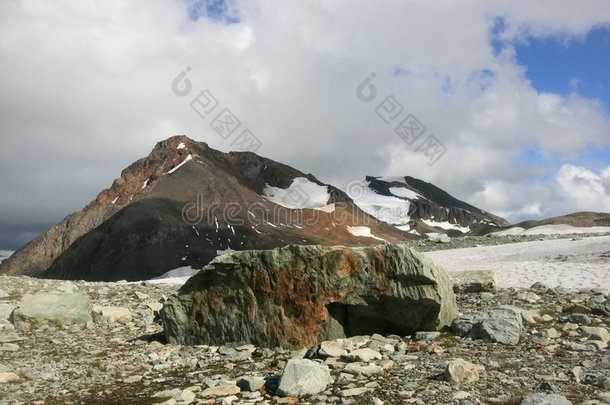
(161, 244, 458, 348)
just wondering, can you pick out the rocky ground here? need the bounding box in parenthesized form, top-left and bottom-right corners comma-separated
(1, 271, 610, 405)
(408, 232, 610, 252)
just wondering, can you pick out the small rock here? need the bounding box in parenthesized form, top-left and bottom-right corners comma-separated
(319, 340, 348, 357)
(123, 375, 143, 384)
(564, 342, 597, 352)
(200, 385, 241, 398)
(0, 343, 19, 352)
(341, 387, 372, 397)
(445, 359, 480, 384)
(593, 298, 610, 316)
(236, 376, 265, 392)
(520, 393, 572, 405)
(563, 303, 591, 314)
(452, 391, 471, 400)
(413, 331, 441, 341)
(580, 326, 610, 342)
(343, 348, 382, 363)
(343, 363, 384, 377)
(92, 306, 132, 323)
(516, 291, 541, 303)
(544, 328, 560, 339)
(562, 323, 579, 331)
(221, 396, 239, 405)
(450, 270, 497, 293)
(0, 304, 15, 321)
(0, 372, 20, 383)
(276, 359, 332, 397)
(567, 313, 591, 325)
(571, 366, 585, 384)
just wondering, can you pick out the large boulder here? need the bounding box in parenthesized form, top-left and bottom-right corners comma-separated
(10, 292, 92, 330)
(161, 244, 458, 348)
(452, 307, 523, 345)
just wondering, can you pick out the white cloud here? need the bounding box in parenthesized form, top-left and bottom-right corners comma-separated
(1, 0, 610, 246)
(555, 164, 610, 212)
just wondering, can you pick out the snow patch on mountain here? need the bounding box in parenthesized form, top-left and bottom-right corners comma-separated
(389, 187, 420, 199)
(422, 219, 471, 233)
(347, 226, 386, 241)
(167, 154, 193, 174)
(263, 177, 330, 210)
(350, 181, 411, 225)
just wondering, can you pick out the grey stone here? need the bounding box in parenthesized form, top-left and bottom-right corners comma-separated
(452, 307, 523, 345)
(451, 314, 478, 337)
(237, 376, 266, 392)
(161, 244, 458, 348)
(593, 298, 610, 316)
(580, 326, 610, 342)
(564, 342, 597, 352)
(342, 348, 381, 363)
(568, 313, 591, 325)
(343, 363, 384, 377)
(450, 270, 497, 293)
(276, 359, 332, 397)
(0, 304, 15, 321)
(11, 292, 92, 329)
(520, 393, 572, 405)
(413, 331, 441, 341)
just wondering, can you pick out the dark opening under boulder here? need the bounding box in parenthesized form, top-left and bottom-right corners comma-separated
(161, 244, 458, 349)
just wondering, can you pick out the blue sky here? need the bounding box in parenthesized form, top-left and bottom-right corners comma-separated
(514, 26, 610, 171)
(515, 27, 610, 110)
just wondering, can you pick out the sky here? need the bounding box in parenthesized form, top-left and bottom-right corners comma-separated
(1, 0, 610, 250)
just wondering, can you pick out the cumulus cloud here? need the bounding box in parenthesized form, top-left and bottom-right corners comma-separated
(1, 0, 610, 248)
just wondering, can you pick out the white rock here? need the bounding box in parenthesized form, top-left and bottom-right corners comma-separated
(341, 387, 373, 397)
(92, 306, 132, 323)
(277, 359, 332, 397)
(319, 340, 348, 357)
(343, 363, 384, 377)
(221, 396, 239, 405)
(452, 391, 471, 400)
(0, 372, 20, 383)
(343, 348, 382, 362)
(201, 385, 240, 397)
(516, 291, 541, 303)
(445, 359, 480, 383)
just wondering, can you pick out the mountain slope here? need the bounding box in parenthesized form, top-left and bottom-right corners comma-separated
(1, 136, 409, 281)
(352, 176, 508, 235)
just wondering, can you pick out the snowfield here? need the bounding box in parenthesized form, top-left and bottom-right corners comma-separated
(263, 177, 331, 210)
(424, 235, 610, 289)
(350, 180, 411, 225)
(346, 226, 387, 241)
(421, 219, 470, 233)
